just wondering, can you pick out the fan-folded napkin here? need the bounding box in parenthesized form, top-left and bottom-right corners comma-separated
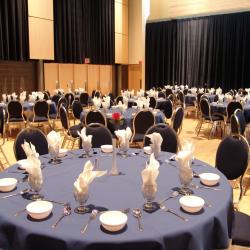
(78, 127, 92, 149)
(47, 130, 61, 153)
(22, 141, 39, 158)
(146, 132, 163, 158)
(115, 127, 132, 147)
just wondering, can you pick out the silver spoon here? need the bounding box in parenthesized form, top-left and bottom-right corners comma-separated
(51, 203, 71, 228)
(1, 188, 30, 199)
(132, 208, 143, 231)
(81, 209, 98, 234)
(14, 208, 26, 217)
(158, 191, 179, 205)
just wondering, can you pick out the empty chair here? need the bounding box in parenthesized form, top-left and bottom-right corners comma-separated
(230, 109, 246, 136)
(196, 99, 224, 138)
(14, 127, 49, 161)
(232, 211, 250, 248)
(143, 123, 179, 153)
(29, 100, 51, 128)
(72, 100, 83, 124)
(85, 123, 112, 148)
(226, 101, 242, 124)
(6, 100, 26, 135)
(79, 92, 89, 107)
(85, 110, 107, 127)
(162, 99, 173, 121)
(176, 91, 185, 107)
(131, 110, 155, 143)
(65, 93, 75, 110)
(0, 108, 10, 169)
(51, 94, 60, 106)
(149, 96, 157, 109)
(215, 135, 249, 200)
(108, 93, 115, 105)
(171, 107, 184, 134)
(43, 91, 50, 100)
(60, 106, 81, 149)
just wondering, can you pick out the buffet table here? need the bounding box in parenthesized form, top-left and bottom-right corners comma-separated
(0, 150, 233, 250)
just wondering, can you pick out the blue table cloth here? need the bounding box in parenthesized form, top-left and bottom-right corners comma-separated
(80, 108, 166, 130)
(210, 102, 250, 122)
(0, 150, 233, 250)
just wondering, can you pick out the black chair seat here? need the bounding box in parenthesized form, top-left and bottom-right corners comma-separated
(69, 125, 82, 138)
(132, 133, 145, 142)
(203, 115, 223, 121)
(8, 117, 24, 122)
(29, 116, 48, 122)
(49, 113, 57, 119)
(232, 211, 250, 247)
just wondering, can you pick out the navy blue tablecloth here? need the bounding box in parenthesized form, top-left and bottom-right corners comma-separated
(0, 150, 232, 250)
(80, 108, 165, 129)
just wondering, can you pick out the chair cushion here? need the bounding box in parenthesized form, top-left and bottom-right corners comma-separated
(232, 211, 250, 246)
(49, 113, 57, 119)
(132, 133, 145, 142)
(8, 117, 24, 122)
(69, 124, 82, 138)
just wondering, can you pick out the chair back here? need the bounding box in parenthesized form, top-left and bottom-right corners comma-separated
(85, 123, 112, 148)
(165, 88, 173, 97)
(133, 110, 155, 135)
(167, 94, 175, 102)
(172, 107, 184, 133)
(158, 92, 166, 99)
(183, 89, 188, 95)
(234, 109, 246, 135)
(230, 114, 240, 135)
(79, 92, 89, 106)
(7, 101, 23, 119)
(51, 94, 60, 106)
(43, 91, 50, 100)
(143, 123, 179, 153)
(0, 108, 6, 137)
(65, 93, 74, 108)
(57, 97, 68, 111)
(72, 100, 83, 120)
(85, 110, 106, 126)
(115, 96, 123, 104)
(59, 106, 70, 130)
(226, 101, 242, 122)
(213, 95, 219, 102)
(162, 99, 173, 119)
(215, 135, 249, 180)
(149, 96, 157, 109)
(14, 128, 48, 160)
(177, 91, 184, 104)
(200, 99, 210, 117)
(34, 100, 49, 118)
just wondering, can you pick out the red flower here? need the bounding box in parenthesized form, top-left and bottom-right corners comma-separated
(112, 112, 121, 120)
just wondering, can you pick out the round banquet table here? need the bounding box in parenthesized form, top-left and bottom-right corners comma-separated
(0, 150, 233, 250)
(210, 101, 250, 122)
(80, 107, 165, 130)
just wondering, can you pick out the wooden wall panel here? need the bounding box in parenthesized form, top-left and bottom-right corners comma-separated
(149, 0, 250, 21)
(58, 64, 74, 91)
(28, 0, 53, 20)
(87, 65, 100, 95)
(115, 33, 128, 64)
(29, 17, 54, 60)
(44, 63, 58, 94)
(0, 61, 38, 95)
(74, 64, 88, 90)
(100, 65, 112, 95)
(128, 64, 141, 91)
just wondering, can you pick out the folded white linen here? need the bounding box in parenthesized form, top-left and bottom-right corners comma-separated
(146, 132, 163, 158)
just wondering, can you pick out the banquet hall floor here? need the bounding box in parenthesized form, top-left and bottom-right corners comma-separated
(1, 116, 250, 220)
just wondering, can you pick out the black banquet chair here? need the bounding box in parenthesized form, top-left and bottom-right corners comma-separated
(84, 123, 113, 148)
(60, 106, 81, 149)
(215, 134, 249, 201)
(162, 99, 173, 123)
(232, 210, 250, 248)
(131, 110, 155, 144)
(149, 96, 157, 109)
(72, 100, 83, 124)
(171, 107, 184, 134)
(14, 127, 49, 161)
(79, 92, 89, 107)
(85, 110, 107, 127)
(143, 123, 179, 153)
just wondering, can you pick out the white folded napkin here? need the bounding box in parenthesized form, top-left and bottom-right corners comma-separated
(146, 132, 163, 158)
(115, 127, 132, 148)
(216, 87, 222, 95)
(103, 96, 110, 108)
(25, 156, 43, 189)
(143, 97, 150, 109)
(78, 127, 92, 150)
(116, 101, 127, 112)
(175, 147, 193, 169)
(47, 130, 61, 154)
(74, 160, 107, 196)
(141, 153, 160, 186)
(93, 97, 102, 109)
(136, 99, 144, 109)
(21, 141, 39, 158)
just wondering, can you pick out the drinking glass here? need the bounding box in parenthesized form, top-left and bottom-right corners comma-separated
(49, 145, 61, 164)
(73, 187, 90, 214)
(178, 166, 193, 195)
(142, 184, 158, 212)
(28, 175, 43, 200)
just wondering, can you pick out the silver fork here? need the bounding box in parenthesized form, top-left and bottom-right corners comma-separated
(51, 203, 71, 228)
(81, 209, 98, 234)
(160, 204, 189, 222)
